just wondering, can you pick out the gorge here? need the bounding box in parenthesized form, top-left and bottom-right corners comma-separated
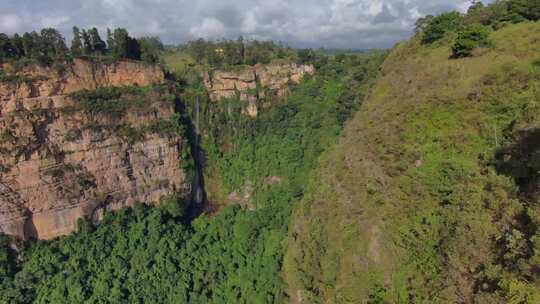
(0, 58, 315, 240)
(1, 1, 540, 303)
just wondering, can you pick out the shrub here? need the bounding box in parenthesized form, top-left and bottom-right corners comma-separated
(297, 49, 316, 64)
(116, 124, 144, 144)
(0, 129, 15, 143)
(452, 24, 491, 58)
(0, 234, 18, 279)
(422, 11, 463, 44)
(69, 86, 153, 117)
(145, 115, 184, 137)
(160, 195, 189, 218)
(507, 0, 540, 22)
(64, 129, 82, 142)
(0, 70, 47, 85)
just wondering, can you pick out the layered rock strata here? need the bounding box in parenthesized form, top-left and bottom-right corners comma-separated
(203, 62, 315, 117)
(0, 59, 188, 240)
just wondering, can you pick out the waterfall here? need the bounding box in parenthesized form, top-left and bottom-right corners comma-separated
(192, 96, 204, 205)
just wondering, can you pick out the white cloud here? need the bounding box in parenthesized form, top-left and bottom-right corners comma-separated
(0, 14, 23, 32)
(190, 18, 226, 40)
(0, 0, 483, 48)
(369, 1, 384, 16)
(41, 16, 71, 28)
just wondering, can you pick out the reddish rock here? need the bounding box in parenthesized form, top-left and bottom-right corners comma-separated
(0, 60, 188, 240)
(203, 62, 314, 117)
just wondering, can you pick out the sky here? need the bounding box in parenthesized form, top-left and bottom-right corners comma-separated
(0, 0, 484, 49)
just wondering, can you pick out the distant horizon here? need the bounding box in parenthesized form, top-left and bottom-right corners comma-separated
(164, 40, 388, 51)
(0, 0, 490, 49)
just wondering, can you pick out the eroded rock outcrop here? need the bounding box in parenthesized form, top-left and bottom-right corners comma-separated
(203, 62, 314, 117)
(0, 59, 164, 114)
(0, 60, 188, 240)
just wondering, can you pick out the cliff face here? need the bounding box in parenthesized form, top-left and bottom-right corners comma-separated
(0, 60, 188, 240)
(203, 63, 314, 116)
(0, 59, 164, 111)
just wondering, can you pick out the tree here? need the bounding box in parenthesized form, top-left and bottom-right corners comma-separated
(508, 0, 540, 21)
(88, 28, 106, 55)
(244, 40, 271, 65)
(0, 234, 18, 280)
(138, 36, 163, 64)
(11, 34, 24, 58)
(111, 28, 140, 60)
(40, 28, 68, 60)
(162, 196, 188, 218)
(21, 32, 35, 58)
(415, 15, 435, 34)
(452, 24, 491, 58)
(112, 28, 128, 59)
(421, 11, 463, 44)
(528, 0, 540, 21)
(238, 36, 245, 63)
(0, 34, 14, 62)
(106, 28, 115, 52)
(223, 40, 243, 66)
(464, 1, 493, 25)
(82, 29, 92, 55)
(188, 39, 208, 64)
(126, 36, 141, 60)
(468, 0, 484, 13)
(71, 27, 83, 57)
(297, 49, 315, 64)
(111, 28, 141, 60)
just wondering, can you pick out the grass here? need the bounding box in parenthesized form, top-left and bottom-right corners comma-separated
(161, 50, 201, 81)
(285, 21, 540, 303)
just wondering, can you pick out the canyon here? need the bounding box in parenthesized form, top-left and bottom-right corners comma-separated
(2, 3, 539, 302)
(0, 59, 313, 240)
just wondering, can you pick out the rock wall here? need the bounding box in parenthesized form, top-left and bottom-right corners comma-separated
(203, 63, 314, 116)
(0, 60, 188, 240)
(0, 59, 164, 114)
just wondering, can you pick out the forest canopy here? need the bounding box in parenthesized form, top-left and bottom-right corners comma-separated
(0, 27, 163, 65)
(415, 0, 540, 58)
(0, 26, 314, 70)
(183, 38, 299, 68)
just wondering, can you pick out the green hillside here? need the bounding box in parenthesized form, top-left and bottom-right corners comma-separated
(285, 21, 540, 303)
